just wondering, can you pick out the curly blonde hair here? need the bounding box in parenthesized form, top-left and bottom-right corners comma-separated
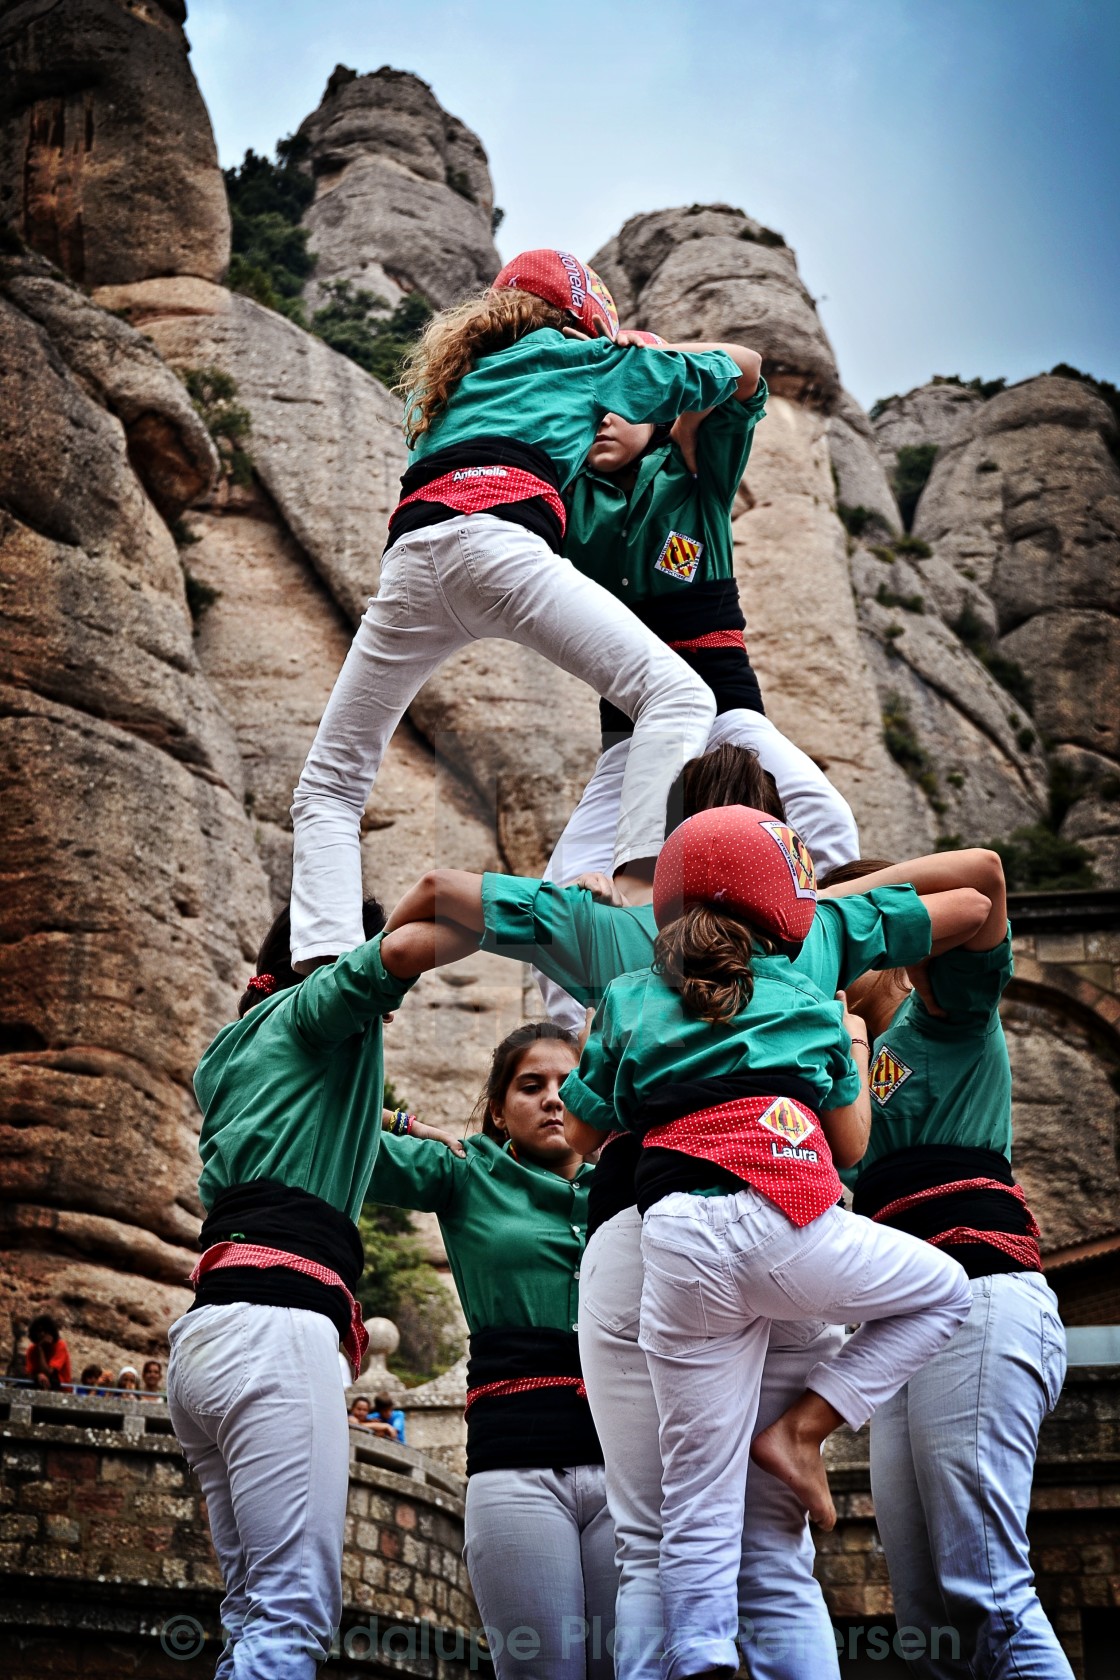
(396, 288, 568, 446)
(654, 905, 777, 1025)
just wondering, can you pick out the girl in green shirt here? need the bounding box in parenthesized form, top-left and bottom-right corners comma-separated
(833, 856, 1072, 1678)
(166, 898, 473, 1680)
(367, 1022, 617, 1680)
(290, 248, 750, 973)
(562, 806, 974, 1680)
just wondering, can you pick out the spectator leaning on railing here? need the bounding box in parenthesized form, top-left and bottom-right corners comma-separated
(25, 1316, 71, 1391)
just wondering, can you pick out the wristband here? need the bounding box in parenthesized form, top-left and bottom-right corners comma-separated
(849, 1037, 870, 1052)
(389, 1109, 415, 1136)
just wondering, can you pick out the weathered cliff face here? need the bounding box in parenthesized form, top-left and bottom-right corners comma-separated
(594, 204, 840, 408)
(3, 23, 1118, 1381)
(0, 0, 230, 287)
(0, 249, 266, 1368)
(909, 377, 1120, 877)
(296, 64, 500, 312)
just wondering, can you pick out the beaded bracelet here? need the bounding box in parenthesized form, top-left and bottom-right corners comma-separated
(389, 1109, 415, 1136)
(849, 1037, 870, 1052)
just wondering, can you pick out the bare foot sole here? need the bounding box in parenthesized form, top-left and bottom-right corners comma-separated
(751, 1417, 837, 1530)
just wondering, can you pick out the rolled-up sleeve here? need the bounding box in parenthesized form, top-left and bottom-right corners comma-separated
(291, 934, 415, 1050)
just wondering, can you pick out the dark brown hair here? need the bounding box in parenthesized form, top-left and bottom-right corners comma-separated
(666, 743, 785, 836)
(654, 905, 777, 1024)
(237, 897, 387, 1018)
(817, 858, 895, 889)
(474, 1021, 578, 1140)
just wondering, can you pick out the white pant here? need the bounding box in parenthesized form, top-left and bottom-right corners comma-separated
(579, 1207, 843, 1680)
(290, 515, 716, 964)
(536, 710, 859, 1033)
(640, 1191, 972, 1680)
(464, 1464, 618, 1680)
(167, 1304, 351, 1679)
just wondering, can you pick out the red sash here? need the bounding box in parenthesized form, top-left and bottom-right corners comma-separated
(644, 1095, 842, 1227)
(190, 1242, 369, 1379)
(395, 465, 566, 532)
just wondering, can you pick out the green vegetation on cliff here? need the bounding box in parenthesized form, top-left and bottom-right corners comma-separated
(224, 137, 431, 386)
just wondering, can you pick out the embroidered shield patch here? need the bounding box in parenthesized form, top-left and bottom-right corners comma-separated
(757, 1098, 815, 1144)
(654, 530, 704, 583)
(760, 821, 818, 899)
(870, 1047, 914, 1105)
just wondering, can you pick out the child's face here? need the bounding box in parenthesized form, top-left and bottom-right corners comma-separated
(490, 1040, 580, 1169)
(587, 413, 656, 474)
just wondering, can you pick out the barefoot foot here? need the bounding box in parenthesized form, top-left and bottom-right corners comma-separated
(751, 1414, 837, 1530)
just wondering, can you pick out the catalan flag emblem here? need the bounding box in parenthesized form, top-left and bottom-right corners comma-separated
(758, 1098, 815, 1144)
(870, 1046, 913, 1105)
(654, 530, 704, 583)
(760, 821, 817, 899)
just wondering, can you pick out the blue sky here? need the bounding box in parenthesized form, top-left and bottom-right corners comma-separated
(187, 0, 1120, 408)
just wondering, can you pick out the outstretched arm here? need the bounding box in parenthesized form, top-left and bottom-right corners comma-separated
(385, 869, 486, 934)
(381, 918, 480, 979)
(665, 340, 761, 399)
(823, 849, 1006, 954)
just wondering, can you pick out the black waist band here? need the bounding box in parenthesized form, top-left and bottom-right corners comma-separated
(597, 580, 763, 742)
(587, 1132, 641, 1240)
(465, 1327, 601, 1477)
(388, 436, 565, 553)
(853, 1147, 1038, 1279)
(192, 1181, 364, 1341)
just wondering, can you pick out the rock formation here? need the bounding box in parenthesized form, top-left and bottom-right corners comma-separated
(295, 64, 500, 313)
(0, 247, 266, 1365)
(1, 12, 1117, 1376)
(0, 0, 230, 287)
(908, 376, 1119, 877)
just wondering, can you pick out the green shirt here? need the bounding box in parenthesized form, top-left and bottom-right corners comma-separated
(408, 329, 741, 488)
(194, 935, 413, 1223)
(562, 960, 861, 1137)
(563, 381, 768, 601)
(367, 1135, 593, 1335)
(479, 874, 931, 1007)
(848, 930, 1015, 1186)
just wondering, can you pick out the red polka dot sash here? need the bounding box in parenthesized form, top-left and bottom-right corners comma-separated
(396, 465, 566, 532)
(644, 1095, 842, 1226)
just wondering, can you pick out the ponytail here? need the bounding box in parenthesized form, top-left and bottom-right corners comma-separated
(653, 905, 775, 1025)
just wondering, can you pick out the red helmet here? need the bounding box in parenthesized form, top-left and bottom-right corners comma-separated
(653, 806, 818, 948)
(492, 249, 619, 340)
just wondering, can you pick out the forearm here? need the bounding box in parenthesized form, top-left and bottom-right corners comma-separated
(663, 339, 761, 398)
(821, 848, 1003, 904)
(820, 1090, 870, 1169)
(385, 870, 486, 934)
(922, 888, 992, 955)
(564, 1110, 608, 1157)
(381, 918, 480, 980)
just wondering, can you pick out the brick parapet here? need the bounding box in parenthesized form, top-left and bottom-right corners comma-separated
(0, 1388, 483, 1678)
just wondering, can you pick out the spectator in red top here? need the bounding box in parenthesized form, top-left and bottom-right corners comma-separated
(25, 1316, 71, 1390)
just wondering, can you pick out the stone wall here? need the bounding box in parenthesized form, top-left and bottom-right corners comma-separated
(0, 1386, 483, 1679)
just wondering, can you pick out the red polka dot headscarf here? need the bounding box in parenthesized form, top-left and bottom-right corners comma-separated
(492, 249, 620, 340)
(653, 806, 818, 949)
